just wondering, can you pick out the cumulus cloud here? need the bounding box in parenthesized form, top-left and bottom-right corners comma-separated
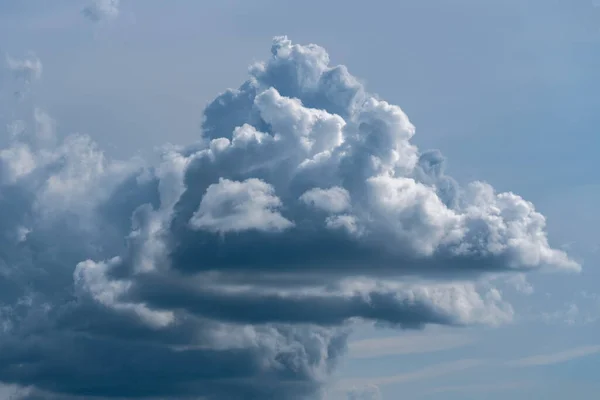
(190, 178, 294, 233)
(0, 37, 578, 399)
(300, 186, 351, 214)
(82, 0, 120, 22)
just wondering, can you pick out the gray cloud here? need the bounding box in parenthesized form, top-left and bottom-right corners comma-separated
(0, 37, 578, 399)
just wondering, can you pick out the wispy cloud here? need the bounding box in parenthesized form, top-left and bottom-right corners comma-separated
(348, 333, 473, 359)
(337, 343, 600, 393)
(422, 381, 532, 396)
(507, 345, 600, 367)
(337, 359, 485, 389)
(345, 384, 382, 400)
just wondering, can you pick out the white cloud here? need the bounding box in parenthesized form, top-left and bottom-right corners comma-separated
(0, 143, 37, 184)
(74, 257, 174, 328)
(365, 175, 464, 256)
(190, 178, 294, 233)
(300, 186, 351, 214)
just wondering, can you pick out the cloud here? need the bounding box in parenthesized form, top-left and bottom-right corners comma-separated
(507, 345, 600, 367)
(505, 273, 534, 295)
(0, 384, 30, 400)
(189, 177, 294, 233)
(3, 54, 42, 99)
(125, 279, 513, 328)
(337, 359, 485, 389)
(345, 385, 381, 400)
(300, 186, 351, 214)
(0, 37, 578, 399)
(338, 344, 600, 396)
(423, 381, 531, 395)
(348, 332, 473, 359)
(541, 291, 600, 326)
(82, 0, 120, 23)
(5, 55, 42, 84)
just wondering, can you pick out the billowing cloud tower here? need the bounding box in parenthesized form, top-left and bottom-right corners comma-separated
(0, 37, 577, 399)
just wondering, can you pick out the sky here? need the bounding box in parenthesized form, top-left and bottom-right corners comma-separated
(0, 1, 599, 399)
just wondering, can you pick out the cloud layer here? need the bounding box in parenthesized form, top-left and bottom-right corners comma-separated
(0, 37, 578, 399)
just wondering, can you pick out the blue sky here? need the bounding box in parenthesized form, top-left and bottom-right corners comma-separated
(1, 1, 599, 399)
